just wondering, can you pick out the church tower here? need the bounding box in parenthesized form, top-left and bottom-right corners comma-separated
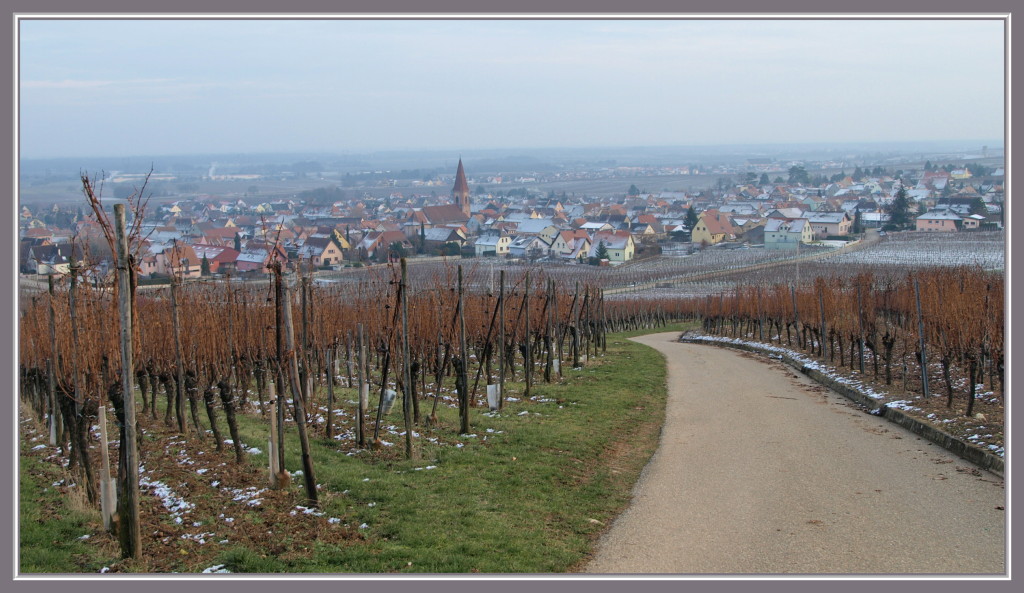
(452, 158, 471, 217)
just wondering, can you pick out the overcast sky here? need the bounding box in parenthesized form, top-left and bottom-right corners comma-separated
(17, 17, 1005, 159)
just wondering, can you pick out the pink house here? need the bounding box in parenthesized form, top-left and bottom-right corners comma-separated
(915, 210, 961, 232)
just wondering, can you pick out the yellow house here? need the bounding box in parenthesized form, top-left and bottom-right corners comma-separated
(691, 209, 737, 245)
(806, 212, 852, 238)
(588, 230, 635, 263)
(299, 236, 345, 266)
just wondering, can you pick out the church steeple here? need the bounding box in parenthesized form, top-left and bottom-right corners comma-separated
(452, 158, 470, 217)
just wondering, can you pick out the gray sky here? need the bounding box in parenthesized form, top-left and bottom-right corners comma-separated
(18, 17, 1005, 159)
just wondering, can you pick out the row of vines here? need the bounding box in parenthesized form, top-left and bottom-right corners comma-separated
(18, 252, 686, 556)
(683, 266, 1004, 416)
(18, 188, 1004, 562)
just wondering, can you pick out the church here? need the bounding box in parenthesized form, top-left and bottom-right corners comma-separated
(408, 158, 472, 228)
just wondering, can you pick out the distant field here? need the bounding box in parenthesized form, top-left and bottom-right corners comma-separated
(826, 231, 1005, 271)
(18, 177, 343, 206)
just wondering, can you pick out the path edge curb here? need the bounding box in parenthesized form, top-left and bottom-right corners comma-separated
(678, 334, 1004, 478)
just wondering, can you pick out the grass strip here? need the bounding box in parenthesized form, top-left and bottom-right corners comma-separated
(19, 323, 692, 574)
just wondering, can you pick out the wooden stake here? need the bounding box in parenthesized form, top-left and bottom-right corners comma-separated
(498, 270, 505, 410)
(357, 323, 366, 448)
(400, 259, 415, 459)
(458, 266, 470, 434)
(113, 203, 141, 559)
(280, 273, 319, 506)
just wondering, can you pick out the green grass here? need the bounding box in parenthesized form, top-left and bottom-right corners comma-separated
(20, 323, 695, 574)
(18, 435, 113, 573)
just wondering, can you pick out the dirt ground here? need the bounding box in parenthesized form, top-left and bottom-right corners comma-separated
(21, 408, 363, 574)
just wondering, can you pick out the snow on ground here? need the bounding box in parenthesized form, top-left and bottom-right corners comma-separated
(139, 476, 194, 524)
(689, 334, 890, 401)
(684, 333, 1002, 458)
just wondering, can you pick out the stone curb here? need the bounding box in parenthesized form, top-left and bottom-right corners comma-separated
(679, 335, 1005, 478)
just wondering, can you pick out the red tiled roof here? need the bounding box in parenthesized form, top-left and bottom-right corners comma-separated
(420, 204, 469, 225)
(699, 209, 737, 235)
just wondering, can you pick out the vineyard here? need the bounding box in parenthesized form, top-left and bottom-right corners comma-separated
(17, 222, 1006, 572)
(680, 265, 1005, 459)
(18, 232, 684, 570)
(314, 242, 839, 296)
(825, 231, 1005, 271)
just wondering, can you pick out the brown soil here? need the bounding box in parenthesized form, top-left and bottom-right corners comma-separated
(21, 412, 364, 574)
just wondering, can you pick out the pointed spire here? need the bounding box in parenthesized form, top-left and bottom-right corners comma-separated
(453, 158, 470, 196)
(453, 158, 470, 217)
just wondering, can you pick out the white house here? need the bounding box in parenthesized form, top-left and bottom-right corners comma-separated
(764, 218, 813, 250)
(588, 230, 635, 263)
(508, 235, 548, 259)
(474, 233, 512, 256)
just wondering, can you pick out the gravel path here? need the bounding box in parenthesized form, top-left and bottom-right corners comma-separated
(583, 332, 1006, 575)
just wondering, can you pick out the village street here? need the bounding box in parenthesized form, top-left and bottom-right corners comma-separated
(583, 332, 1005, 575)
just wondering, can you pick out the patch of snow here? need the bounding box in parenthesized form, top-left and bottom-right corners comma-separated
(181, 532, 216, 544)
(228, 486, 267, 507)
(293, 505, 324, 516)
(139, 476, 194, 522)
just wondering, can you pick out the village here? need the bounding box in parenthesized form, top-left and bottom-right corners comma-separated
(18, 156, 1005, 281)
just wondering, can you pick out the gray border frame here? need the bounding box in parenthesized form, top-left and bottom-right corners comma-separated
(6, 2, 1015, 591)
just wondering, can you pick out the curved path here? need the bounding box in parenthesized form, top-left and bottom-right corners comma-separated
(583, 332, 1005, 575)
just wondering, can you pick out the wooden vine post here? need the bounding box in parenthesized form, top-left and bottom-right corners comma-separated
(326, 347, 335, 441)
(791, 284, 802, 350)
(280, 271, 319, 506)
(544, 278, 554, 383)
(818, 284, 827, 358)
(300, 272, 311, 412)
(857, 282, 865, 374)
(457, 265, 470, 435)
(524, 271, 532, 398)
(600, 288, 607, 354)
(272, 265, 288, 487)
(572, 282, 581, 368)
(113, 203, 141, 559)
(169, 268, 188, 434)
(67, 260, 97, 504)
(400, 259, 415, 459)
(46, 276, 59, 446)
(914, 278, 930, 399)
(357, 323, 366, 448)
(498, 269, 506, 410)
(268, 379, 281, 486)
